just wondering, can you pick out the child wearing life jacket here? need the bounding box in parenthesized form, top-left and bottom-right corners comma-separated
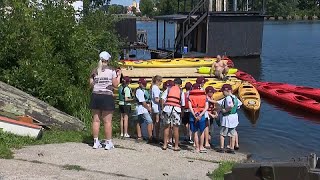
(204, 86, 218, 148)
(188, 83, 209, 153)
(161, 78, 185, 151)
(216, 84, 242, 154)
(150, 75, 163, 143)
(160, 80, 174, 146)
(135, 78, 153, 143)
(196, 76, 208, 90)
(182, 82, 193, 144)
(118, 76, 134, 138)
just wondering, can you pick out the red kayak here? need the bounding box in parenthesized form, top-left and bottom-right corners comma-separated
(235, 70, 256, 82)
(254, 82, 320, 102)
(254, 83, 320, 114)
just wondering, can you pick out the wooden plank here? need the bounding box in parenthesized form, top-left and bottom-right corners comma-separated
(121, 67, 210, 78)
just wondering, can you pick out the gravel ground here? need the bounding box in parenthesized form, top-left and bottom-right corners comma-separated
(0, 139, 247, 180)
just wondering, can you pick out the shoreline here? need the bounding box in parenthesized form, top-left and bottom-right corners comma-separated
(135, 16, 320, 22)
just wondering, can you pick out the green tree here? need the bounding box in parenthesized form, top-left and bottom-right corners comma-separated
(157, 0, 178, 15)
(0, 0, 121, 124)
(108, 4, 126, 14)
(140, 0, 154, 17)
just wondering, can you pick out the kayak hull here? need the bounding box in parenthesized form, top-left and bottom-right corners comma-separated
(238, 82, 261, 112)
(235, 70, 256, 83)
(120, 58, 233, 68)
(197, 67, 238, 75)
(254, 82, 320, 102)
(254, 83, 320, 114)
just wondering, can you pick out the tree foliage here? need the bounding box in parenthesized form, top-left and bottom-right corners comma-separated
(108, 4, 127, 14)
(140, 0, 154, 16)
(0, 0, 121, 124)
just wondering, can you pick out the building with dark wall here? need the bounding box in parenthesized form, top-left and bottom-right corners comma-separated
(114, 17, 137, 43)
(154, 0, 266, 58)
(207, 12, 264, 57)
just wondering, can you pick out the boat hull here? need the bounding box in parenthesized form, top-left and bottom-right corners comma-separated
(238, 82, 261, 112)
(254, 82, 320, 102)
(254, 83, 320, 114)
(235, 70, 256, 83)
(0, 116, 42, 138)
(197, 67, 238, 75)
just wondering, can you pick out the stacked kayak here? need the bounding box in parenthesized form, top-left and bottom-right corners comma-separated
(114, 78, 241, 101)
(254, 82, 320, 114)
(235, 70, 256, 83)
(197, 67, 238, 75)
(211, 81, 242, 101)
(119, 58, 233, 68)
(254, 82, 320, 102)
(238, 82, 261, 113)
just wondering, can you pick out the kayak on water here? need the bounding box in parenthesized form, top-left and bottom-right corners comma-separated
(235, 70, 256, 82)
(197, 67, 238, 75)
(254, 82, 320, 102)
(119, 58, 234, 68)
(254, 83, 320, 114)
(238, 82, 261, 114)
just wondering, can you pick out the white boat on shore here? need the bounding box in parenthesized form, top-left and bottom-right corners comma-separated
(0, 116, 42, 138)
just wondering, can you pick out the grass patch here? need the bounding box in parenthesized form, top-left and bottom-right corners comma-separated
(208, 161, 236, 180)
(62, 164, 86, 171)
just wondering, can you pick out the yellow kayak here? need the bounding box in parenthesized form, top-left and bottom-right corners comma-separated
(197, 67, 238, 74)
(114, 77, 241, 97)
(211, 81, 242, 101)
(238, 81, 261, 112)
(120, 58, 230, 68)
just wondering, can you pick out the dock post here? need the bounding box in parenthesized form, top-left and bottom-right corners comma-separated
(233, 0, 237, 11)
(156, 20, 159, 49)
(209, 0, 213, 11)
(164, 20, 166, 49)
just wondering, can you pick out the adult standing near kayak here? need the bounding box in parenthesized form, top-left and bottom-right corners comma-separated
(210, 55, 229, 80)
(89, 51, 121, 150)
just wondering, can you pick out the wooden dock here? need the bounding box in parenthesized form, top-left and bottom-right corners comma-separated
(121, 67, 209, 78)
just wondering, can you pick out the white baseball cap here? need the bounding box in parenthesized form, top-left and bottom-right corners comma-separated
(99, 51, 111, 61)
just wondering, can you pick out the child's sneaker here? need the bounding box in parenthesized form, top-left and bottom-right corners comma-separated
(93, 139, 102, 149)
(105, 140, 114, 150)
(124, 134, 130, 138)
(120, 133, 124, 137)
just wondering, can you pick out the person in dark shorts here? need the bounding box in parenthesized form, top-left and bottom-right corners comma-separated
(182, 82, 193, 144)
(89, 51, 121, 150)
(118, 76, 134, 138)
(204, 86, 218, 148)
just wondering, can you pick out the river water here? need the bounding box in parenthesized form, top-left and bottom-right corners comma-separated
(134, 21, 320, 161)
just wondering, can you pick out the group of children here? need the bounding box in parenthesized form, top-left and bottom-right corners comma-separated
(118, 76, 242, 154)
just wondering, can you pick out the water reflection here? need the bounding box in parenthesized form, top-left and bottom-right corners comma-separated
(232, 57, 262, 81)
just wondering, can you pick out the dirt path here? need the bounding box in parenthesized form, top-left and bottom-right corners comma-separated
(0, 139, 247, 180)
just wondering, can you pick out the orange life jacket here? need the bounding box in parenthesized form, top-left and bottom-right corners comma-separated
(165, 86, 182, 107)
(188, 89, 207, 114)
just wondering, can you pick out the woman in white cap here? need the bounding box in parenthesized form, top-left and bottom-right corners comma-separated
(89, 51, 121, 150)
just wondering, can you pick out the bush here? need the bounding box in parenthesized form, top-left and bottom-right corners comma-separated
(0, 0, 121, 125)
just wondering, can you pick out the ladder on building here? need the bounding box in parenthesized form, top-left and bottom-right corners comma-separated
(175, 0, 209, 53)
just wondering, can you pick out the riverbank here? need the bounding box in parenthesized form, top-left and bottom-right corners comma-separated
(0, 139, 247, 179)
(265, 15, 319, 21)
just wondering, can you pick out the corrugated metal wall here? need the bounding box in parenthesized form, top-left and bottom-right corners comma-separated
(207, 15, 264, 57)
